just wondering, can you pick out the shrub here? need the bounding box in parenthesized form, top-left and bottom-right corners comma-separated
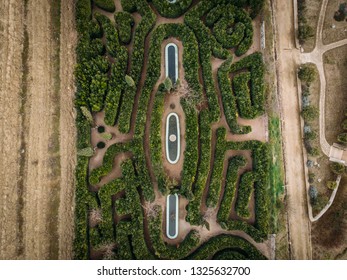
(298, 64, 316, 84)
(125, 75, 135, 87)
(304, 130, 317, 140)
(298, 24, 314, 44)
(330, 162, 345, 175)
(341, 119, 347, 130)
(327, 181, 337, 190)
(100, 132, 112, 141)
(309, 185, 318, 204)
(77, 147, 94, 157)
(97, 126, 105, 133)
(301, 105, 318, 121)
(97, 142, 106, 149)
(93, 0, 115, 13)
(235, 172, 255, 219)
(308, 172, 315, 183)
(151, 0, 192, 18)
(164, 77, 173, 92)
(115, 12, 134, 44)
(337, 133, 347, 144)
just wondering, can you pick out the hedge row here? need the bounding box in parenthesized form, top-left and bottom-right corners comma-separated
(206, 4, 253, 56)
(218, 58, 251, 134)
(115, 12, 134, 45)
(212, 250, 247, 260)
(180, 99, 199, 199)
(230, 52, 265, 117)
(93, 0, 115, 13)
(150, 0, 192, 18)
(98, 160, 154, 259)
(206, 127, 227, 207)
(186, 109, 212, 225)
(185, 0, 230, 122)
(217, 155, 247, 222)
(149, 90, 166, 194)
(117, 0, 156, 133)
(233, 72, 261, 119)
(186, 234, 266, 260)
(235, 171, 255, 219)
(89, 143, 129, 185)
(148, 205, 200, 259)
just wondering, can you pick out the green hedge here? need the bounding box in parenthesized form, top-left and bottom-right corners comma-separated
(206, 127, 226, 207)
(218, 58, 251, 134)
(150, 0, 192, 18)
(187, 109, 212, 225)
(217, 155, 247, 222)
(186, 234, 266, 260)
(93, 0, 115, 13)
(118, 0, 156, 133)
(115, 12, 134, 45)
(235, 171, 255, 219)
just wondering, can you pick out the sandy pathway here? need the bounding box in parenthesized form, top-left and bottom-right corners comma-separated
(0, 0, 25, 259)
(273, 0, 312, 259)
(22, 0, 61, 259)
(57, 0, 77, 260)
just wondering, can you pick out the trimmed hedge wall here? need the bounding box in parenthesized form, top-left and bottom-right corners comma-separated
(115, 12, 134, 45)
(206, 127, 227, 207)
(235, 171, 255, 219)
(186, 234, 266, 260)
(150, 0, 193, 18)
(217, 155, 247, 222)
(93, 0, 116, 13)
(187, 109, 212, 225)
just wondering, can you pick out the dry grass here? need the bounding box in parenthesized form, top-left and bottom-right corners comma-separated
(323, 45, 347, 145)
(302, 0, 323, 52)
(322, 0, 347, 45)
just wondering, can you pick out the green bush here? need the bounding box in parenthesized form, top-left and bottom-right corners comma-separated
(235, 172, 255, 219)
(301, 105, 318, 122)
(151, 0, 192, 18)
(330, 162, 345, 175)
(93, 0, 115, 13)
(218, 156, 247, 222)
(338, 133, 347, 144)
(298, 64, 316, 84)
(115, 12, 134, 45)
(327, 181, 337, 190)
(341, 119, 347, 130)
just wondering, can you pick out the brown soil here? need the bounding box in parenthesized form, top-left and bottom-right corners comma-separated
(0, 0, 25, 260)
(302, 0, 323, 52)
(273, 0, 312, 259)
(322, 0, 347, 45)
(323, 45, 347, 145)
(311, 177, 347, 259)
(0, 0, 78, 260)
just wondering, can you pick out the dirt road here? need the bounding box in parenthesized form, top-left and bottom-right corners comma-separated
(0, 0, 76, 259)
(273, 0, 312, 259)
(0, 0, 25, 259)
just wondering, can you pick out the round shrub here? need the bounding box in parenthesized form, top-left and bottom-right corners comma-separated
(97, 141, 106, 149)
(97, 126, 105, 133)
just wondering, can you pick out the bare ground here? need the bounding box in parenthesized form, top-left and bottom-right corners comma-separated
(0, 0, 24, 260)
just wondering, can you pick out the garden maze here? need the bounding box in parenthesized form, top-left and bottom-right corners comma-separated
(75, 0, 270, 260)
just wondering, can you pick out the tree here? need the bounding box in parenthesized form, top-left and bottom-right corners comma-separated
(77, 147, 94, 157)
(304, 130, 318, 140)
(309, 185, 318, 204)
(164, 77, 173, 92)
(100, 132, 113, 141)
(330, 162, 345, 175)
(298, 64, 316, 84)
(301, 105, 318, 121)
(80, 106, 94, 125)
(337, 133, 347, 144)
(307, 146, 319, 157)
(298, 24, 314, 44)
(326, 181, 337, 190)
(125, 75, 135, 87)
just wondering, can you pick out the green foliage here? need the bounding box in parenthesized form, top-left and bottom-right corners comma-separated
(327, 181, 337, 190)
(115, 12, 134, 45)
(341, 119, 347, 130)
(77, 147, 94, 157)
(330, 162, 345, 175)
(218, 156, 247, 222)
(235, 172, 255, 219)
(309, 185, 318, 204)
(100, 132, 113, 141)
(151, 0, 192, 18)
(304, 130, 317, 140)
(206, 127, 227, 207)
(164, 77, 173, 92)
(80, 106, 94, 124)
(337, 133, 347, 144)
(301, 105, 318, 122)
(125, 75, 135, 87)
(298, 24, 314, 44)
(298, 64, 316, 84)
(93, 0, 115, 13)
